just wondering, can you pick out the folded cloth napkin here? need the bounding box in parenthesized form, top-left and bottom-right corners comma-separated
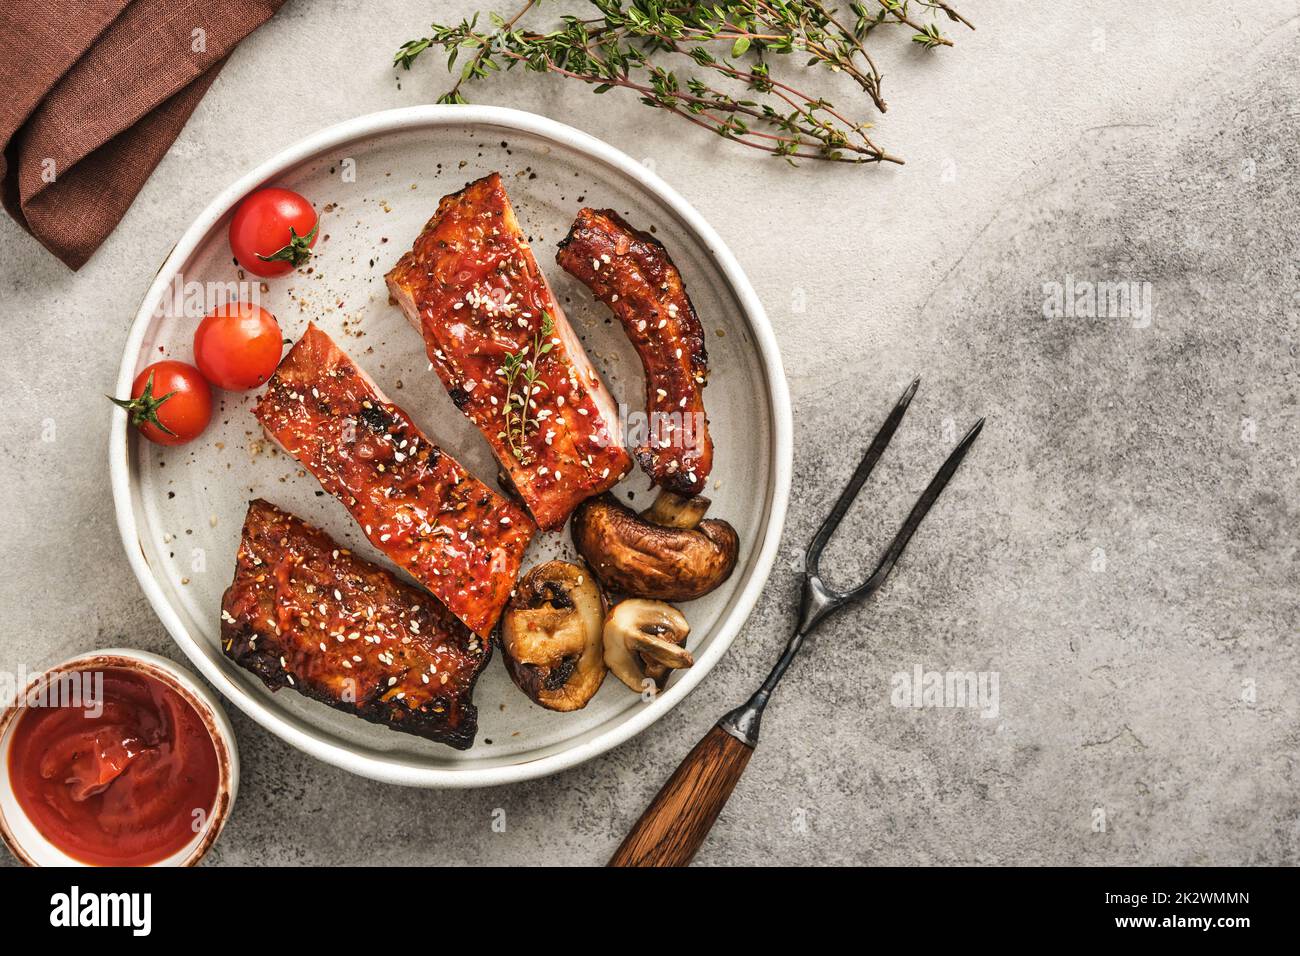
(0, 0, 285, 270)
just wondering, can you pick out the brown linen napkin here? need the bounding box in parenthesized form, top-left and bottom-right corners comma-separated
(0, 0, 285, 270)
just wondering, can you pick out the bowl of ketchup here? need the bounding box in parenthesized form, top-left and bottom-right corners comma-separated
(0, 649, 238, 866)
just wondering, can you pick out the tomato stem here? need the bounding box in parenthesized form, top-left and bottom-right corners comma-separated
(108, 371, 178, 437)
(256, 219, 319, 268)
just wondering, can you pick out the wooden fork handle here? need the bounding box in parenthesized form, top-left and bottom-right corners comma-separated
(608, 724, 755, 867)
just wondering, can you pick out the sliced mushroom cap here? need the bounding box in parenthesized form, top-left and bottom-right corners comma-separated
(499, 561, 606, 711)
(571, 492, 739, 601)
(604, 599, 694, 693)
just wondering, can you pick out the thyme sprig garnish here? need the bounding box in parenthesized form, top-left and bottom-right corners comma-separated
(498, 311, 556, 464)
(396, 1, 972, 165)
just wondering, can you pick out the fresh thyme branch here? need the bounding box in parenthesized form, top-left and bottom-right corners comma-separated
(395, 1, 973, 165)
(499, 311, 556, 464)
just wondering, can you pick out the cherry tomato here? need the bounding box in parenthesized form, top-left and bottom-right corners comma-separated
(110, 361, 212, 446)
(194, 302, 283, 391)
(228, 187, 318, 278)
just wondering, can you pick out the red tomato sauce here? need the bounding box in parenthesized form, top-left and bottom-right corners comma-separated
(7, 667, 220, 866)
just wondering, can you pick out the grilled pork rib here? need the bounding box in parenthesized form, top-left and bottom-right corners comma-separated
(254, 323, 533, 637)
(385, 173, 631, 530)
(557, 208, 713, 496)
(221, 500, 488, 750)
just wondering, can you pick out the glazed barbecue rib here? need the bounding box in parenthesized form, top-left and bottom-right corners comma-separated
(254, 323, 533, 638)
(557, 208, 713, 496)
(221, 500, 488, 750)
(386, 173, 631, 530)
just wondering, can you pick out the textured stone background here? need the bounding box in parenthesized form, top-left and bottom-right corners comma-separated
(1, 1, 1296, 865)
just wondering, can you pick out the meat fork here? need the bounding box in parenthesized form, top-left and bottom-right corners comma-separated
(608, 378, 984, 867)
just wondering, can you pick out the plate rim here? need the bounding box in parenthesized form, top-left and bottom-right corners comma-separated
(109, 104, 793, 788)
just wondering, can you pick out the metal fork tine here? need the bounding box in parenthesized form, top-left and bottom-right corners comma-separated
(846, 416, 985, 602)
(742, 404, 983, 711)
(805, 376, 920, 576)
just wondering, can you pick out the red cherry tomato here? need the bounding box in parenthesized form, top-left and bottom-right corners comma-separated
(228, 187, 318, 278)
(194, 302, 283, 391)
(110, 361, 212, 446)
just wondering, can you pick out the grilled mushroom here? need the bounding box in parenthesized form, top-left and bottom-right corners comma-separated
(604, 599, 694, 693)
(499, 561, 606, 711)
(571, 491, 739, 601)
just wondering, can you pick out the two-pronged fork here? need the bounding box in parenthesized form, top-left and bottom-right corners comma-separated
(608, 378, 984, 867)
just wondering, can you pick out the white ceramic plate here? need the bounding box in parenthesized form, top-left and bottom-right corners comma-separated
(111, 106, 791, 787)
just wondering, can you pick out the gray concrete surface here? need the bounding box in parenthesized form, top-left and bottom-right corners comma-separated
(2, 1, 1297, 865)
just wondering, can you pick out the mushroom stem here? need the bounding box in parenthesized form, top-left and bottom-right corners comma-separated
(640, 489, 711, 530)
(628, 631, 695, 669)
